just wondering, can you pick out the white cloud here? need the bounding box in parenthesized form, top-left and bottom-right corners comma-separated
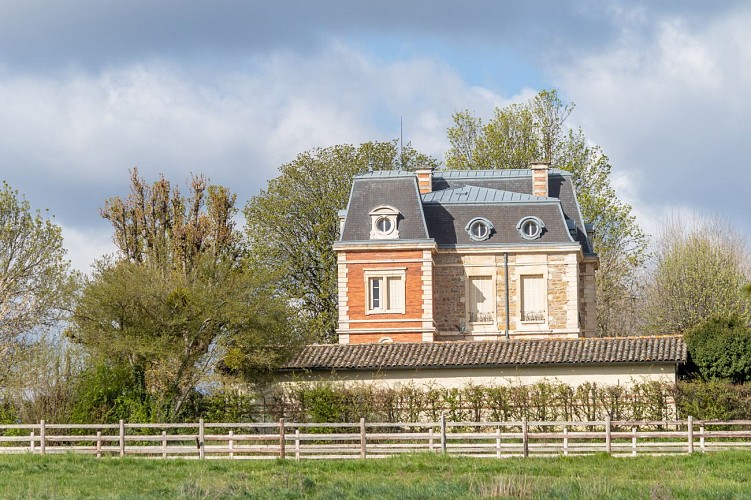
(60, 224, 116, 274)
(0, 42, 511, 270)
(554, 5, 751, 237)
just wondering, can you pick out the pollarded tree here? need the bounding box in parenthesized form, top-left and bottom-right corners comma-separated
(0, 182, 76, 374)
(446, 90, 648, 336)
(643, 214, 751, 334)
(70, 170, 296, 422)
(244, 141, 438, 343)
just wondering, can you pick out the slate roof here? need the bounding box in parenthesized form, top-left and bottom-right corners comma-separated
(432, 169, 593, 254)
(340, 175, 430, 241)
(338, 168, 595, 254)
(281, 337, 686, 371)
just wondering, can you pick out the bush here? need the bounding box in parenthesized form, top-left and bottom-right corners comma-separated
(71, 362, 153, 424)
(674, 381, 751, 420)
(685, 314, 751, 383)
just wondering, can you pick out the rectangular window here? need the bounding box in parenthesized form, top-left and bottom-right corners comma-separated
(521, 274, 545, 322)
(468, 276, 494, 323)
(371, 278, 381, 309)
(365, 269, 406, 314)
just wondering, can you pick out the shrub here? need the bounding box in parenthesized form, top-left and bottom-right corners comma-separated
(684, 314, 751, 383)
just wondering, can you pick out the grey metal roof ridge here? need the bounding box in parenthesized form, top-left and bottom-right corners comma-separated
(354, 170, 416, 179)
(434, 169, 571, 178)
(422, 185, 558, 204)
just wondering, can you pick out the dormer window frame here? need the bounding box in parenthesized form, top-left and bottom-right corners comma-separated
(369, 205, 401, 240)
(465, 217, 494, 242)
(517, 216, 545, 240)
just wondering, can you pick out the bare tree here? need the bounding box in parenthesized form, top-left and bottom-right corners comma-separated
(642, 213, 751, 334)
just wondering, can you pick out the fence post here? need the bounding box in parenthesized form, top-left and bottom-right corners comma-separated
(522, 418, 529, 458)
(96, 430, 102, 458)
(700, 425, 705, 453)
(631, 427, 637, 456)
(440, 414, 447, 454)
(199, 418, 205, 460)
(279, 418, 286, 459)
(360, 417, 367, 459)
(687, 416, 694, 454)
(162, 430, 167, 459)
(40, 420, 46, 456)
(294, 429, 300, 461)
(605, 416, 612, 455)
(495, 427, 501, 458)
(119, 419, 125, 458)
(30, 431, 35, 453)
(563, 426, 568, 456)
(229, 430, 235, 460)
(428, 428, 434, 453)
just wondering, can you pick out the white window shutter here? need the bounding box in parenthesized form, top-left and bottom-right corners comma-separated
(469, 276, 493, 322)
(521, 275, 545, 321)
(387, 276, 405, 311)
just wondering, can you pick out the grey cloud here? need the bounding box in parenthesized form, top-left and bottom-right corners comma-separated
(555, 5, 751, 237)
(0, 0, 660, 72)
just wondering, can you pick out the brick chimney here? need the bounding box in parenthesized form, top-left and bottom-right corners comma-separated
(416, 168, 433, 194)
(530, 162, 550, 197)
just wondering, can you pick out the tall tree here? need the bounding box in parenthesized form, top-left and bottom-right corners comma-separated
(446, 90, 648, 336)
(643, 214, 751, 334)
(70, 170, 295, 422)
(245, 141, 437, 343)
(0, 182, 76, 376)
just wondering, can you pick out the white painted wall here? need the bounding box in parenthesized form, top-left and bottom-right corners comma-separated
(280, 363, 677, 389)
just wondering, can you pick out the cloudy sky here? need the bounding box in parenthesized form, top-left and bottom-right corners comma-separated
(2, 0, 750, 271)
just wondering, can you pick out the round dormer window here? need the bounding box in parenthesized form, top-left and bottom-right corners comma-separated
(465, 217, 494, 242)
(517, 216, 545, 240)
(369, 205, 400, 240)
(375, 216, 394, 235)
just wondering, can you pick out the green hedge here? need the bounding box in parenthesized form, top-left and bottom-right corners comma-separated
(263, 381, 676, 423)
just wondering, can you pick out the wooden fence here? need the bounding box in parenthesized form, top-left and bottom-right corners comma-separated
(1, 416, 750, 459)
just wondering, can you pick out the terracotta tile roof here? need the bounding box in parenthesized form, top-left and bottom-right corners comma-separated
(281, 336, 686, 371)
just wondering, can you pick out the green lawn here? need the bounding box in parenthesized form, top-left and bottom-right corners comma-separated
(0, 451, 750, 499)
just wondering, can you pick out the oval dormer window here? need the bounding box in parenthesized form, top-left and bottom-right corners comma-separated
(369, 205, 400, 240)
(465, 217, 494, 242)
(517, 216, 545, 240)
(375, 216, 394, 235)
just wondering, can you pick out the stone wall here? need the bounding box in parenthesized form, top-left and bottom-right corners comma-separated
(434, 250, 581, 340)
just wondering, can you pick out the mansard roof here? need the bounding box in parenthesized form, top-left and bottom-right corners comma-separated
(337, 168, 594, 254)
(281, 337, 686, 372)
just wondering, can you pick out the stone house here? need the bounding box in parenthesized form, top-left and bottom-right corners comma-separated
(281, 165, 685, 387)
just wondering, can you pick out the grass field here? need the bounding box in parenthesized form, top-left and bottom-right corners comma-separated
(1, 451, 750, 499)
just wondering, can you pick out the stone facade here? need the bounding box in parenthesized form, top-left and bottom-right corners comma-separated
(432, 249, 587, 341)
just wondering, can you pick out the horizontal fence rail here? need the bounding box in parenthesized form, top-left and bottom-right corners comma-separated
(1, 417, 751, 460)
